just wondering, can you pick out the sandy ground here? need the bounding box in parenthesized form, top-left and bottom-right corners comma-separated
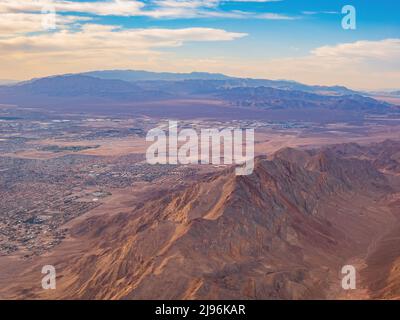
(5, 122, 400, 160)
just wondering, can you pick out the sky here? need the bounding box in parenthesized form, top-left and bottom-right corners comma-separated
(0, 0, 399, 89)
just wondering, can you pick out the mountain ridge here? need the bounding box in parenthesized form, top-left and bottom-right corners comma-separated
(0, 74, 394, 121)
(11, 70, 358, 95)
(2, 142, 399, 299)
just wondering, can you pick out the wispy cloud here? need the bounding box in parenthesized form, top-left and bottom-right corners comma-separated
(0, 0, 298, 40)
(0, 13, 91, 35)
(258, 13, 298, 20)
(302, 11, 339, 15)
(0, 0, 293, 20)
(311, 39, 400, 60)
(223, 0, 282, 2)
(0, 0, 144, 16)
(0, 24, 247, 52)
(0, 22, 247, 79)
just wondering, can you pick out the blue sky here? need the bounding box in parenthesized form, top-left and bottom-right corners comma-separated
(0, 0, 399, 89)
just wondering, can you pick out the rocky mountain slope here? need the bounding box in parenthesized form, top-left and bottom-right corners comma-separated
(1, 142, 399, 299)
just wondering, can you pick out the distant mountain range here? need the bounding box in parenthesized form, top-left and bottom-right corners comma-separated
(0, 71, 396, 122)
(366, 90, 400, 97)
(0, 79, 18, 85)
(80, 70, 357, 95)
(81, 70, 234, 82)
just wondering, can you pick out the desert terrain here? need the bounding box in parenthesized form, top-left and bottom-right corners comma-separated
(1, 73, 400, 299)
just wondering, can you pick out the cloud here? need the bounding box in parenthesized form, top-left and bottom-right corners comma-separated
(311, 39, 400, 61)
(258, 13, 298, 20)
(302, 11, 339, 15)
(239, 39, 400, 90)
(0, 0, 292, 20)
(153, 0, 218, 9)
(223, 0, 282, 2)
(0, 0, 144, 16)
(0, 0, 255, 79)
(0, 12, 91, 36)
(0, 23, 247, 79)
(0, 24, 246, 52)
